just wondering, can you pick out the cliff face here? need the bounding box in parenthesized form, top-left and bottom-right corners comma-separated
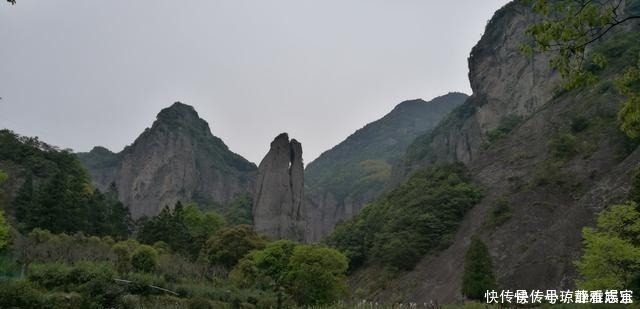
(253, 133, 305, 241)
(399, 2, 559, 173)
(304, 93, 468, 242)
(357, 1, 640, 304)
(77, 102, 257, 218)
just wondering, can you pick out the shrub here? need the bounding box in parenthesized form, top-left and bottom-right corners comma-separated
(28, 263, 72, 290)
(486, 115, 523, 144)
(485, 197, 512, 228)
(285, 245, 349, 306)
(130, 245, 158, 273)
(0, 280, 47, 309)
(462, 236, 496, 300)
(570, 116, 590, 133)
(550, 132, 578, 160)
(203, 225, 266, 268)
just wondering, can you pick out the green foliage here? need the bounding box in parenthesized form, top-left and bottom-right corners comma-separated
(524, 1, 640, 138)
(224, 194, 253, 225)
(0, 211, 9, 252)
(629, 169, 640, 205)
(131, 245, 159, 273)
(570, 116, 590, 133)
(138, 202, 225, 258)
(0, 169, 6, 187)
(203, 224, 266, 268)
(616, 67, 640, 138)
(575, 202, 640, 292)
(0, 130, 131, 238)
(286, 245, 349, 306)
(486, 115, 523, 144)
(484, 197, 512, 228)
(326, 163, 483, 271)
(404, 100, 477, 164)
(231, 242, 350, 306)
(306, 93, 467, 205)
(0, 280, 49, 309)
(524, 0, 623, 88)
(550, 132, 578, 160)
(462, 236, 496, 300)
(0, 226, 287, 308)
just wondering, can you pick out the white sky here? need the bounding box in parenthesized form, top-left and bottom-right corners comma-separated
(0, 0, 509, 164)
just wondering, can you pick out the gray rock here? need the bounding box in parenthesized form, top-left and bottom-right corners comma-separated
(78, 102, 257, 218)
(253, 133, 306, 241)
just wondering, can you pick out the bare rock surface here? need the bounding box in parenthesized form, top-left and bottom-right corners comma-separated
(253, 133, 306, 241)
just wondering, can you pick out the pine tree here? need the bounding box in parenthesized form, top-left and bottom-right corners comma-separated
(462, 236, 496, 300)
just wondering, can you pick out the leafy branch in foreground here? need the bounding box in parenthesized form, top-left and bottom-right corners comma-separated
(522, 0, 640, 137)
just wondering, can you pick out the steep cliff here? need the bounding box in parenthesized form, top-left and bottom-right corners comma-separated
(346, 1, 640, 304)
(304, 93, 467, 242)
(253, 133, 305, 241)
(77, 102, 257, 218)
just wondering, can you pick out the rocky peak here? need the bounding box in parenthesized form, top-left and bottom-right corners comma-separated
(150, 101, 212, 135)
(253, 133, 305, 241)
(78, 102, 257, 218)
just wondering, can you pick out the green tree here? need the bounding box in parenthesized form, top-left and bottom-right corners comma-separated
(230, 240, 297, 290)
(182, 203, 226, 255)
(524, 0, 640, 137)
(203, 225, 266, 268)
(575, 202, 640, 291)
(137, 203, 191, 256)
(130, 245, 158, 273)
(326, 163, 483, 271)
(462, 236, 496, 300)
(138, 202, 223, 258)
(224, 194, 253, 225)
(285, 245, 348, 306)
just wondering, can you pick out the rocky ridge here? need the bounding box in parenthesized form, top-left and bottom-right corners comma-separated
(77, 102, 257, 218)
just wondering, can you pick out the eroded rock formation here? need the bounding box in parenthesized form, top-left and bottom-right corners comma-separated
(252, 133, 305, 241)
(77, 102, 257, 218)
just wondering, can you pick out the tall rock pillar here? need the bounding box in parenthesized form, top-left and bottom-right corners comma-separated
(253, 133, 306, 241)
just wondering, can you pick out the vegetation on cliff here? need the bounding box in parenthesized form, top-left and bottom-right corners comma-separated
(326, 163, 483, 271)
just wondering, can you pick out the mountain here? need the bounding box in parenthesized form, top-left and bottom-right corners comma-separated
(303, 93, 467, 241)
(77, 102, 257, 218)
(334, 1, 640, 303)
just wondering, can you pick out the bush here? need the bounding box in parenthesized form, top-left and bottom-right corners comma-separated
(285, 245, 349, 306)
(550, 132, 578, 160)
(130, 245, 158, 273)
(570, 116, 590, 133)
(28, 263, 72, 290)
(203, 225, 266, 268)
(0, 280, 47, 308)
(462, 236, 496, 300)
(486, 115, 523, 144)
(485, 197, 512, 228)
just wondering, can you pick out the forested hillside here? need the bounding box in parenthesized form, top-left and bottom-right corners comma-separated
(0, 131, 351, 308)
(304, 93, 468, 241)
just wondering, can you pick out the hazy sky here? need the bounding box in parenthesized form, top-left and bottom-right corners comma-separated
(0, 0, 509, 164)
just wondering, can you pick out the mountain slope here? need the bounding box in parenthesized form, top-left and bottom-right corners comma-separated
(77, 102, 257, 218)
(303, 93, 467, 241)
(341, 1, 640, 304)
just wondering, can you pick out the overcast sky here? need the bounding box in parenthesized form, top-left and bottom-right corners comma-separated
(0, 0, 509, 164)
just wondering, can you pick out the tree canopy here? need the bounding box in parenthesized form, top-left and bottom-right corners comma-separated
(575, 202, 640, 292)
(524, 0, 640, 137)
